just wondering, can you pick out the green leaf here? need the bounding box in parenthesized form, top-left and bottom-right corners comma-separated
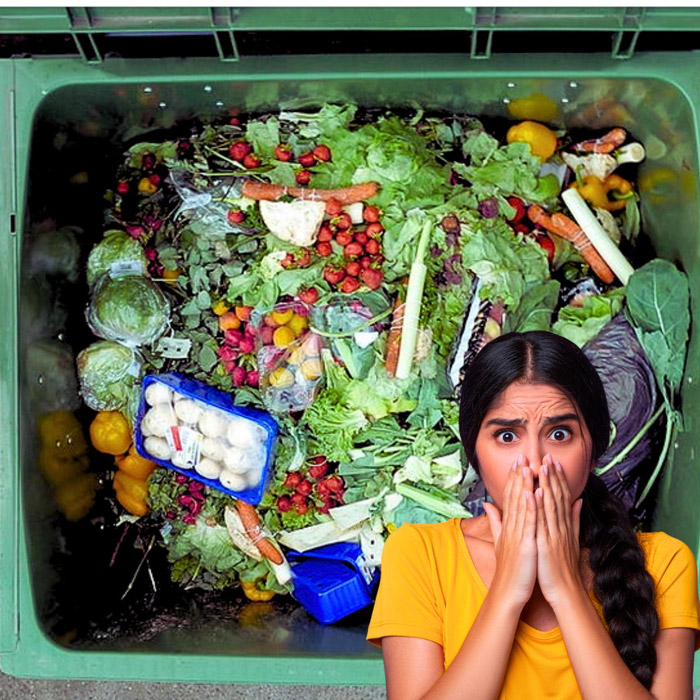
(196, 290, 212, 310)
(503, 279, 561, 334)
(552, 287, 625, 348)
(624, 258, 690, 396)
(199, 344, 219, 372)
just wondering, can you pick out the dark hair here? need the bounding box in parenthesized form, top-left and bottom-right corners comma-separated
(458, 330, 658, 689)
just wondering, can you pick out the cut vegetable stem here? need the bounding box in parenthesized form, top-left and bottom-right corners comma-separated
(395, 220, 432, 380)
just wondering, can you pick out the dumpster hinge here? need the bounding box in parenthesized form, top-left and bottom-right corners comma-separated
(210, 8, 241, 61)
(612, 8, 645, 59)
(470, 7, 496, 59)
(66, 8, 103, 63)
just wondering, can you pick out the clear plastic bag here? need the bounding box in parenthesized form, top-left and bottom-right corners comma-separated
(251, 301, 326, 413)
(86, 273, 170, 347)
(168, 169, 261, 240)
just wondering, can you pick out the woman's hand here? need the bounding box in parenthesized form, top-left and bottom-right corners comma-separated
(483, 455, 538, 608)
(535, 455, 585, 607)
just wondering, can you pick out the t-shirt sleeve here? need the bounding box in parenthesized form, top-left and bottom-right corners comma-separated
(652, 534, 700, 651)
(366, 523, 443, 649)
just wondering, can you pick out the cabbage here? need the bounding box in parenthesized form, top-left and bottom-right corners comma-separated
(76, 341, 142, 412)
(86, 274, 170, 347)
(582, 311, 664, 518)
(86, 230, 147, 287)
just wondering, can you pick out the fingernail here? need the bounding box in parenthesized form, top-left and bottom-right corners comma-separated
(512, 460, 517, 472)
(522, 466, 529, 479)
(543, 463, 548, 476)
(517, 454, 524, 465)
(545, 454, 553, 465)
(537, 487, 544, 498)
(555, 461, 562, 472)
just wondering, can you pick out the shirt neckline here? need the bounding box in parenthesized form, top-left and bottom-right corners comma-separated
(453, 517, 568, 641)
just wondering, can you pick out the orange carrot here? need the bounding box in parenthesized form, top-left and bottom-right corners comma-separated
(241, 180, 380, 205)
(385, 294, 406, 378)
(573, 127, 626, 154)
(528, 205, 615, 284)
(235, 500, 283, 565)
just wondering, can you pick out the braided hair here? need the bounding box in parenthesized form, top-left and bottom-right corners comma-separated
(458, 330, 658, 689)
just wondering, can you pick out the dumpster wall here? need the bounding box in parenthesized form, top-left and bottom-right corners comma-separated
(2, 51, 700, 684)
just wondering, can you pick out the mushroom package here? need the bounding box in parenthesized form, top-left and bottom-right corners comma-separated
(138, 376, 273, 496)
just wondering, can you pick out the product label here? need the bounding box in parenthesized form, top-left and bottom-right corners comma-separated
(156, 336, 192, 360)
(110, 260, 146, 278)
(165, 425, 203, 468)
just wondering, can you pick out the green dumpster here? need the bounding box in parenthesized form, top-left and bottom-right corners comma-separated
(1, 5, 700, 687)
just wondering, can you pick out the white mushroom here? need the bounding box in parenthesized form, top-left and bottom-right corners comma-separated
(142, 404, 176, 438)
(219, 470, 249, 492)
(226, 416, 264, 451)
(200, 437, 225, 462)
(222, 445, 249, 474)
(198, 409, 229, 439)
(245, 468, 262, 488)
(174, 398, 202, 425)
(145, 382, 173, 406)
(194, 458, 223, 480)
(143, 436, 172, 461)
(171, 450, 193, 470)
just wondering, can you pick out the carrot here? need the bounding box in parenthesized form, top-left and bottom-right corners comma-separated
(235, 499, 283, 565)
(385, 280, 408, 377)
(573, 127, 627, 154)
(241, 180, 380, 205)
(527, 205, 615, 284)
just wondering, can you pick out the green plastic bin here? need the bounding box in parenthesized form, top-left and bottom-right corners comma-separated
(1, 5, 700, 686)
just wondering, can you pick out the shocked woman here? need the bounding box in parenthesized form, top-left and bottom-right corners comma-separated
(366, 330, 700, 699)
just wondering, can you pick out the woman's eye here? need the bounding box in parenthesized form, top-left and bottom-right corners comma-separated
(493, 427, 572, 443)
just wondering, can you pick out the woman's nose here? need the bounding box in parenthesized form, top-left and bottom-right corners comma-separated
(525, 452, 553, 479)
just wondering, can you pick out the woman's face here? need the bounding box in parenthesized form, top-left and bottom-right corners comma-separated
(474, 380, 594, 512)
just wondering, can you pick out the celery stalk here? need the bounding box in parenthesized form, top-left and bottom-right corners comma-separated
(395, 482, 471, 519)
(395, 220, 432, 379)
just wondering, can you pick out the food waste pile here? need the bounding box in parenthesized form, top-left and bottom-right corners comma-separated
(27, 101, 690, 644)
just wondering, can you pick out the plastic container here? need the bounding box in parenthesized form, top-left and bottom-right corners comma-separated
(287, 543, 380, 625)
(3, 5, 700, 688)
(135, 373, 278, 505)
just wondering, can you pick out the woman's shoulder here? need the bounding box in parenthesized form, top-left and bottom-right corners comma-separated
(635, 530, 698, 573)
(386, 518, 459, 552)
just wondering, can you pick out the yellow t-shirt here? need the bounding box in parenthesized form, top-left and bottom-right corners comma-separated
(366, 517, 700, 699)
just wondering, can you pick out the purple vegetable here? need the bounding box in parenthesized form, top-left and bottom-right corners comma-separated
(478, 197, 500, 219)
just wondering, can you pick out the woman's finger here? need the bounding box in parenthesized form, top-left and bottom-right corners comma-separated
(514, 466, 530, 536)
(540, 461, 558, 537)
(552, 460, 572, 534)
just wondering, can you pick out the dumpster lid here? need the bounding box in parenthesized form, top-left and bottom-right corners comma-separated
(4, 7, 700, 62)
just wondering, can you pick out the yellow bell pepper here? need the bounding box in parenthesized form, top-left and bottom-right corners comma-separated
(115, 445, 156, 480)
(89, 411, 132, 455)
(569, 174, 633, 212)
(506, 93, 559, 123)
(37, 411, 88, 457)
(506, 120, 558, 161)
(241, 578, 276, 602)
(115, 488, 150, 517)
(114, 470, 149, 502)
(54, 473, 99, 522)
(38, 448, 89, 488)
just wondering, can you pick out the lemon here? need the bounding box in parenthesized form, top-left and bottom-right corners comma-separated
(269, 367, 294, 388)
(287, 314, 309, 337)
(271, 309, 294, 326)
(273, 326, 296, 348)
(506, 93, 558, 123)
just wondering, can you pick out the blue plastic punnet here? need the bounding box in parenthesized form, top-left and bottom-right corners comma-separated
(134, 372, 278, 505)
(287, 542, 380, 625)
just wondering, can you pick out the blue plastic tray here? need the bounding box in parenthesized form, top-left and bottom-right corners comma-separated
(134, 372, 278, 505)
(287, 542, 380, 625)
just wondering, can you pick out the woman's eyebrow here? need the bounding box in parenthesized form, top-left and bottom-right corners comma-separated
(484, 413, 578, 428)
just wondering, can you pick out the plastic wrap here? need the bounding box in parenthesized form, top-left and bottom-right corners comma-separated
(86, 273, 170, 347)
(86, 229, 148, 287)
(76, 340, 142, 412)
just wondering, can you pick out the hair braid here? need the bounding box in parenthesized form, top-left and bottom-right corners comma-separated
(580, 473, 658, 689)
